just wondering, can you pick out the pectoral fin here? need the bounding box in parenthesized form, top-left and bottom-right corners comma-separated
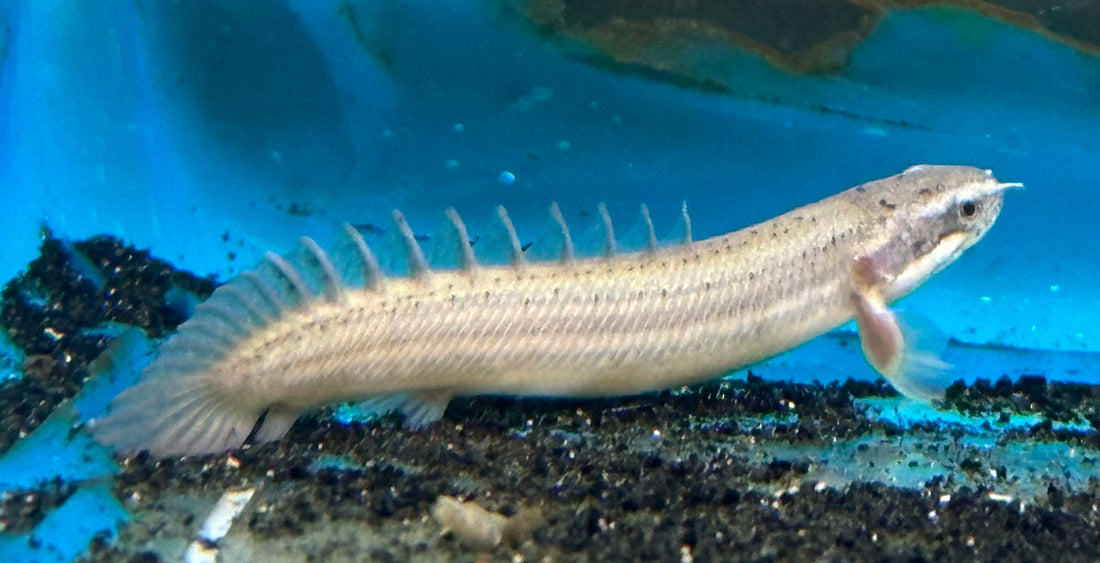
(851, 287, 904, 377)
(851, 257, 952, 401)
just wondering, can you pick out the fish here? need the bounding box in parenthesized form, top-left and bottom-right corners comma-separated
(88, 164, 1018, 457)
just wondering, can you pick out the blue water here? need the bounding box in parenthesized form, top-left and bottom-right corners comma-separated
(1, 2, 1098, 560)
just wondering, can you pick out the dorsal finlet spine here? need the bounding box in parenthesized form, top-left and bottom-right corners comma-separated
(300, 237, 344, 302)
(240, 271, 285, 312)
(548, 202, 575, 264)
(680, 201, 692, 244)
(392, 210, 430, 279)
(445, 207, 478, 272)
(341, 223, 384, 290)
(496, 205, 525, 267)
(194, 298, 249, 331)
(597, 202, 616, 257)
(217, 284, 273, 325)
(264, 252, 313, 302)
(640, 204, 658, 254)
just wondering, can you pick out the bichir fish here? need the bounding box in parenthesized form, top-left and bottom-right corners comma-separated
(89, 165, 1017, 457)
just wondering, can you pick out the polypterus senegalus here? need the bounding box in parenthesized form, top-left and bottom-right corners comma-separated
(89, 165, 1018, 457)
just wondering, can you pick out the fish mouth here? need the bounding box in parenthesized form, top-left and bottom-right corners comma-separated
(888, 231, 972, 300)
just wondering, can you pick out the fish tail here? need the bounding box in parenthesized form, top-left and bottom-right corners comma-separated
(89, 367, 263, 457)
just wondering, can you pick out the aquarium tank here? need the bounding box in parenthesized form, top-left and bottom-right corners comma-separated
(1, 1, 1099, 561)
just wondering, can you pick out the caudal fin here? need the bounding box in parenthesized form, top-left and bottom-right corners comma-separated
(89, 371, 262, 457)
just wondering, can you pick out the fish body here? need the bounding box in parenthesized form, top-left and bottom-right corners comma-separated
(91, 165, 1015, 457)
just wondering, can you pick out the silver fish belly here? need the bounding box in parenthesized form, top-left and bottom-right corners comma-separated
(89, 164, 1017, 457)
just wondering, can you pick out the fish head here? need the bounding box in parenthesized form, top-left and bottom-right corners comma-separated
(855, 164, 1019, 301)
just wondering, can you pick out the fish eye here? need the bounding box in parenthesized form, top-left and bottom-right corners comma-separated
(959, 200, 980, 218)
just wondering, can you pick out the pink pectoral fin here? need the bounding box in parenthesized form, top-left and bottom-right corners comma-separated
(851, 289, 904, 377)
(851, 283, 953, 402)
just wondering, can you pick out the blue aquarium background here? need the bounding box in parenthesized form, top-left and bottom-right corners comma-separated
(1, 1, 1099, 560)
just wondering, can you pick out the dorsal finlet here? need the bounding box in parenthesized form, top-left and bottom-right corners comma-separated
(264, 252, 313, 303)
(549, 202, 574, 263)
(444, 207, 478, 272)
(496, 205, 525, 267)
(300, 237, 344, 302)
(680, 201, 692, 244)
(597, 202, 616, 257)
(392, 210, 430, 279)
(240, 270, 286, 313)
(216, 284, 274, 325)
(341, 223, 384, 289)
(640, 203, 658, 254)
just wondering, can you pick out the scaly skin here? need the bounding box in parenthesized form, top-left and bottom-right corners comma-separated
(92, 165, 1014, 456)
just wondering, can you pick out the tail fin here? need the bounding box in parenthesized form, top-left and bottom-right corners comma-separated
(88, 371, 263, 457)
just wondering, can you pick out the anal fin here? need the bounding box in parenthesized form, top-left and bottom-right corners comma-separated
(351, 390, 453, 429)
(400, 390, 453, 429)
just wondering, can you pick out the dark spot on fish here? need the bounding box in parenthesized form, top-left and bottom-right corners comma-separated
(879, 199, 896, 210)
(856, 186, 866, 192)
